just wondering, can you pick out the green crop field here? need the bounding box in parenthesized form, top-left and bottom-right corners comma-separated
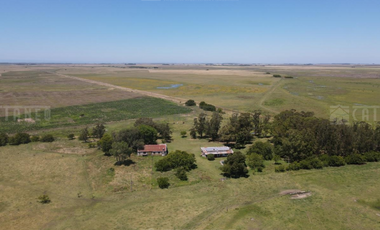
(0, 97, 191, 133)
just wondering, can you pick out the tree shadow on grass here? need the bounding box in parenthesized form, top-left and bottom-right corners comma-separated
(114, 159, 136, 166)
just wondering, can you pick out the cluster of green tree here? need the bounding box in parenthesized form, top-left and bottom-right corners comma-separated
(0, 132, 55, 146)
(199, 101, 216, 112)
(97, 118, 173, 164)
(78, 123, 106, 142)
(190, 112, 223, 141)
(191, 111, 271, 148)
(185, 99, 196, 106)
(220, 151, 248, 178)
(272, 109, 380, 169)
(155, 150, 197, 180)
(273, 74, 282, 78)
(133, 118, 172, 142)
(279, 151, 380, 172)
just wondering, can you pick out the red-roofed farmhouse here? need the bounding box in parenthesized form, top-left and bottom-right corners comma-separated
(137, 144, 168, 156)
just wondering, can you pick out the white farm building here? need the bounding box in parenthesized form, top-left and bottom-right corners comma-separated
(200, 146, 234, 158)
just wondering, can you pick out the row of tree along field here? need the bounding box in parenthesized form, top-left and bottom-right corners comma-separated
(2, 108, 380, 181)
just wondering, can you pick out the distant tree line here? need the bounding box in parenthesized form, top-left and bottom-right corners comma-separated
(0, 132, 55, 146)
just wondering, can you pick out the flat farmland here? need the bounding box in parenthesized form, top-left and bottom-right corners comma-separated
(59, 64, 380, 119)
(0, 70, 142, 116)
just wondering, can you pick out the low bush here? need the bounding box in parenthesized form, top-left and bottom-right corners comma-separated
(0, 133, 9, 146)
(327, 155, 346, 167)
(67, 134, 75, 140)
(38, 194, 51, 204)
(41, 134, 54, 142)
(275, 165, 286, 172)
(175, 167, 188, 181)
(185, 99, 196, 106)
(30, 135, 40, 142)
(199, 101, 216, 112)
(207, 154, 215, 161)
(9, 133, 31, 145)
(157, 177, 170, 189)
(273, 74, 282, 78)
(364, 151, 380, 162)
(309, 158, 323, 169)
(155, 150, 196, 172)
(286, 162, 300, 171)
(299, 159, 313, 169)
(345, 154, 366, 165)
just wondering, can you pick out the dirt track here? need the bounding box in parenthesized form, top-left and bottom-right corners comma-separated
(51, 72, 185, 104)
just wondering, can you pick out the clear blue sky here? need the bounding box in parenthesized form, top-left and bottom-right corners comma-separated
(1, 0, 379, 63)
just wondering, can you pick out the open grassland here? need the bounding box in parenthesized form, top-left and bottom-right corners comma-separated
(0, 97, 191, 133)
(1, 115, 380, 230)
(54, 64, 380, 119)
(2, 64, 379, 119)
(63, 68, 275, 113)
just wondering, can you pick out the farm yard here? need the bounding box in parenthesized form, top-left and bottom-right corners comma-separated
(1, 64, 380, 230)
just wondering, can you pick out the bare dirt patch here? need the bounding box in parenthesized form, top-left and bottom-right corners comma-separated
(280, 190, 312, 199)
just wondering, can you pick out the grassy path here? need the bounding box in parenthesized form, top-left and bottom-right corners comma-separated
(50, 71, 186, 104)
(258, 78, 283, 114)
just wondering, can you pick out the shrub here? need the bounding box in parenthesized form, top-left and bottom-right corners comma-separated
(299, 160, 313, 170)
(364, 151, 380, 162)
(345, 154, 366, 165)
(180, 131, 187, 138)
(157, 177, 170, 189)
(88, 143, 96, 148)
(220, 152, 248, 178)
(41, 134, 54, 142)
(199, 101, 216, 112)
(30, 135, 40, 142)
(275, 165, 286, 172)
(155, 150, 196, 172)
(328, 155, 346, 167)
(309, 158, 323, 169)
(175, 167, 188, 181)
(99, 133, 113, 154)
(67, 134, 75, 140)
(246, 153, 264, 170)
(247, 141, 273, 160)
(155, 158, 172, 172)
(9, 133, 31, 145)
(38, 194, 51, 204)
(185, 99, 196, 106)
(273, 155, 281, 164)
(257, 167, 263, 172)
(0, 133, 9, 146)
(207, 154, 215, 161)
(273, 74, 282, 78)
(286, 162, 300, 171)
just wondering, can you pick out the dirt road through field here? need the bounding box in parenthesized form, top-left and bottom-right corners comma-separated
(258, 78, 282, 114)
